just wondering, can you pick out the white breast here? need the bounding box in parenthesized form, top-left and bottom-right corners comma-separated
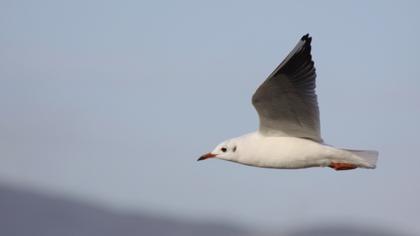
(235, 132, 340, 169)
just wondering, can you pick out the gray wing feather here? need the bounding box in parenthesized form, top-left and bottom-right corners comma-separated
(252, 34, 322, 142)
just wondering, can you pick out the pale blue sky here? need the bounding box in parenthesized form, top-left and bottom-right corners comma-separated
(1, 0, 419, 234)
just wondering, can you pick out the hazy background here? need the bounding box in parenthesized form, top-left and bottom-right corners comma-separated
(1, 0, 419, 235)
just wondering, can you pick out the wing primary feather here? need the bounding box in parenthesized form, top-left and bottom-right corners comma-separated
(252, 34, 322, 142)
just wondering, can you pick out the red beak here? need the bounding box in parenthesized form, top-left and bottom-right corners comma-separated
(197, 153, 216, 161)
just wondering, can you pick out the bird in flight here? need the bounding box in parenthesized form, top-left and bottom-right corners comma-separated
(198, 34, 378, 171)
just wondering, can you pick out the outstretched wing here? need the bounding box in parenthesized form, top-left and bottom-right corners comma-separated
(252, 34, 322, 142)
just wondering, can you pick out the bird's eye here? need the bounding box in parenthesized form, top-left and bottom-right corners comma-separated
(221, 147, 227, 152)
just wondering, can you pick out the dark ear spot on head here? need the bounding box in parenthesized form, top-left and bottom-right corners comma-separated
(233, 146, 237, 152)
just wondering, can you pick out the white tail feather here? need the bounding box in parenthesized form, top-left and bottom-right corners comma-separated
(344, 149, 379, 168)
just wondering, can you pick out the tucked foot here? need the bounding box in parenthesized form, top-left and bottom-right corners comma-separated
(329, 162, 357, 171)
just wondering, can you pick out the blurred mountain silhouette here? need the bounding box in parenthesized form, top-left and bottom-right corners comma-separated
(287, 226, 411, 236)
(0, 184, 248, 236)
(0, 184, 412, 236)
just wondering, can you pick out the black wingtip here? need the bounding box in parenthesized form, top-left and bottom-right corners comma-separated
(301, 33, 311, 43)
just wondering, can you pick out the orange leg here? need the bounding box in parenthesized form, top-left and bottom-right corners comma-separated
(329, 162, 358, 171)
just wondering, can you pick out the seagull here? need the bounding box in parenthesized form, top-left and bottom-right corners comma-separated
(198, 34, 378, 171)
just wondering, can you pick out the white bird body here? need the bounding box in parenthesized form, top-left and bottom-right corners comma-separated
(224, 132, 375, 169)
(199, 34, 378, 171)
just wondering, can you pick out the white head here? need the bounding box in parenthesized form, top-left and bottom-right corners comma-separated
(198, 138, 239, 162)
